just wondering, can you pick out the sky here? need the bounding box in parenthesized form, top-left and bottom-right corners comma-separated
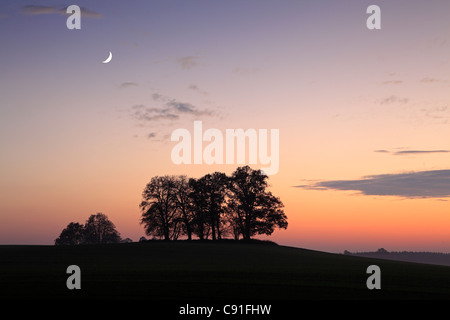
(0, 0, 449, 252)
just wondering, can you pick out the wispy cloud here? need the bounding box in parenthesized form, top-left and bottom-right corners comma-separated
(380, 95, 409, 105)
(125, 92, 220, 141)
(188, 84, 208, 95)
(166, 100, 214, 116)
(177, 56, 199, 70)
(420, 106, 449, 123)
(375, 149, 450, 156)
(21, 5, 55, 15)
(119, 82, 139, 89)
(130, 104, 179, 122)
(152, 93, 215, 116)
(421, 77, 447, 84)
(394, 150, 450, 155)
(21, 5, 102, 18)
(129, 93, 217, 126)
(233, 67, 260, 76)
(295, 170, 450, 199)
(382, 80, 403, 85)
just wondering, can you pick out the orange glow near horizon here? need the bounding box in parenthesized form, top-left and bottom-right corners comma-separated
(1, 1, 450, 253)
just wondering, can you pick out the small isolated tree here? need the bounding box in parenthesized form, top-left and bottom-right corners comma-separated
(55, 222, 85, 245)
(229, 166, 287, 240)
(84, 213, 121, 244)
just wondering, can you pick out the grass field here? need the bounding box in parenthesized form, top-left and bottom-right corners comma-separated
(1, 241, 449, 300)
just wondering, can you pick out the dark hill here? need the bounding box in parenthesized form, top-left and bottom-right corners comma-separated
(347, 250, 450, 266)
(1, 241, 449, 301)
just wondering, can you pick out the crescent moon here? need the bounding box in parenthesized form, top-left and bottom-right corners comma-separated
(102, 51, 112, 64)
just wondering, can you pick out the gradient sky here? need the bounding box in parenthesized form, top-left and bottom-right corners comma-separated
(1, 0, 449, 252)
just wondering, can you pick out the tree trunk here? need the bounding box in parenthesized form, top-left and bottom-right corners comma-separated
(198, 221, 204, 240)
(211, 220, 216, 241)
(216, 219, 222, 240)
(186, 227, 192, 241)
(244, 213, 251, 240)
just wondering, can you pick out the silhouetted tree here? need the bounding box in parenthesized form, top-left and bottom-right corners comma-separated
(84, 213, 121, 244)
(187, 172, 230, 240)
(140, 176, 181, 241)
(55, 213, 121, 245)
(55, 222, 85, 245)
(174, 175, 194, 240)
(201, 172, 229, 240)
(228, 166, 287, 240)
(188, 177, 209, 240)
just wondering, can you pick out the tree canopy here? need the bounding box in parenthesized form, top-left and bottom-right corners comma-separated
(54, 222, 85, 245)
(84, 213, 121, 244)
(55, 213, 121, 245)
(139, 166, 287, 241)
(229, 166, 287, 240)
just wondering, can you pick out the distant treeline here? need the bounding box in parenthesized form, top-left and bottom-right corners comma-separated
(344, 248, 450, 266)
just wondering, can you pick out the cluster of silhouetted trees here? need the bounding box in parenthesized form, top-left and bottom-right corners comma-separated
(140, 166, 287, 241)
(55, 213, 121, 245)
(55, 166, 288, 245)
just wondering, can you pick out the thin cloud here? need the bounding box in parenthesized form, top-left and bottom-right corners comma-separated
(374, 149, 450, 156)
(167, 101, 196, 113)
(177, 56, 199, 70)
(119, 82, 139, 89)
(21, 5, 55, 15)
(129, 94, 217, 124)
(188, 84, 208, 95)
(382, 80, 403, 85)
(295, 170, 450, 199)
(60, 6, 102, 18)
(166, 100, 214, 116)
(420, 106, 449, 123)
(130, 105, 179, 122)
(152, 93, 216, 117)
(125, 93, 220, 141)
(394, 150, 450, 155)
(233, 67, 260, 76)
(380, 95, 409, 105)
(374, 149, 389, 153)
(21, 5, 102, 18)
(151, 93, 163, 101)
(421, 77, 447, 84)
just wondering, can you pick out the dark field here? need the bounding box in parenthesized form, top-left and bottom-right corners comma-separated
(1, 241, 449, 300)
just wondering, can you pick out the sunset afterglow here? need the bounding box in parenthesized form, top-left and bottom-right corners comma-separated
(1, 0, 449, 253)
